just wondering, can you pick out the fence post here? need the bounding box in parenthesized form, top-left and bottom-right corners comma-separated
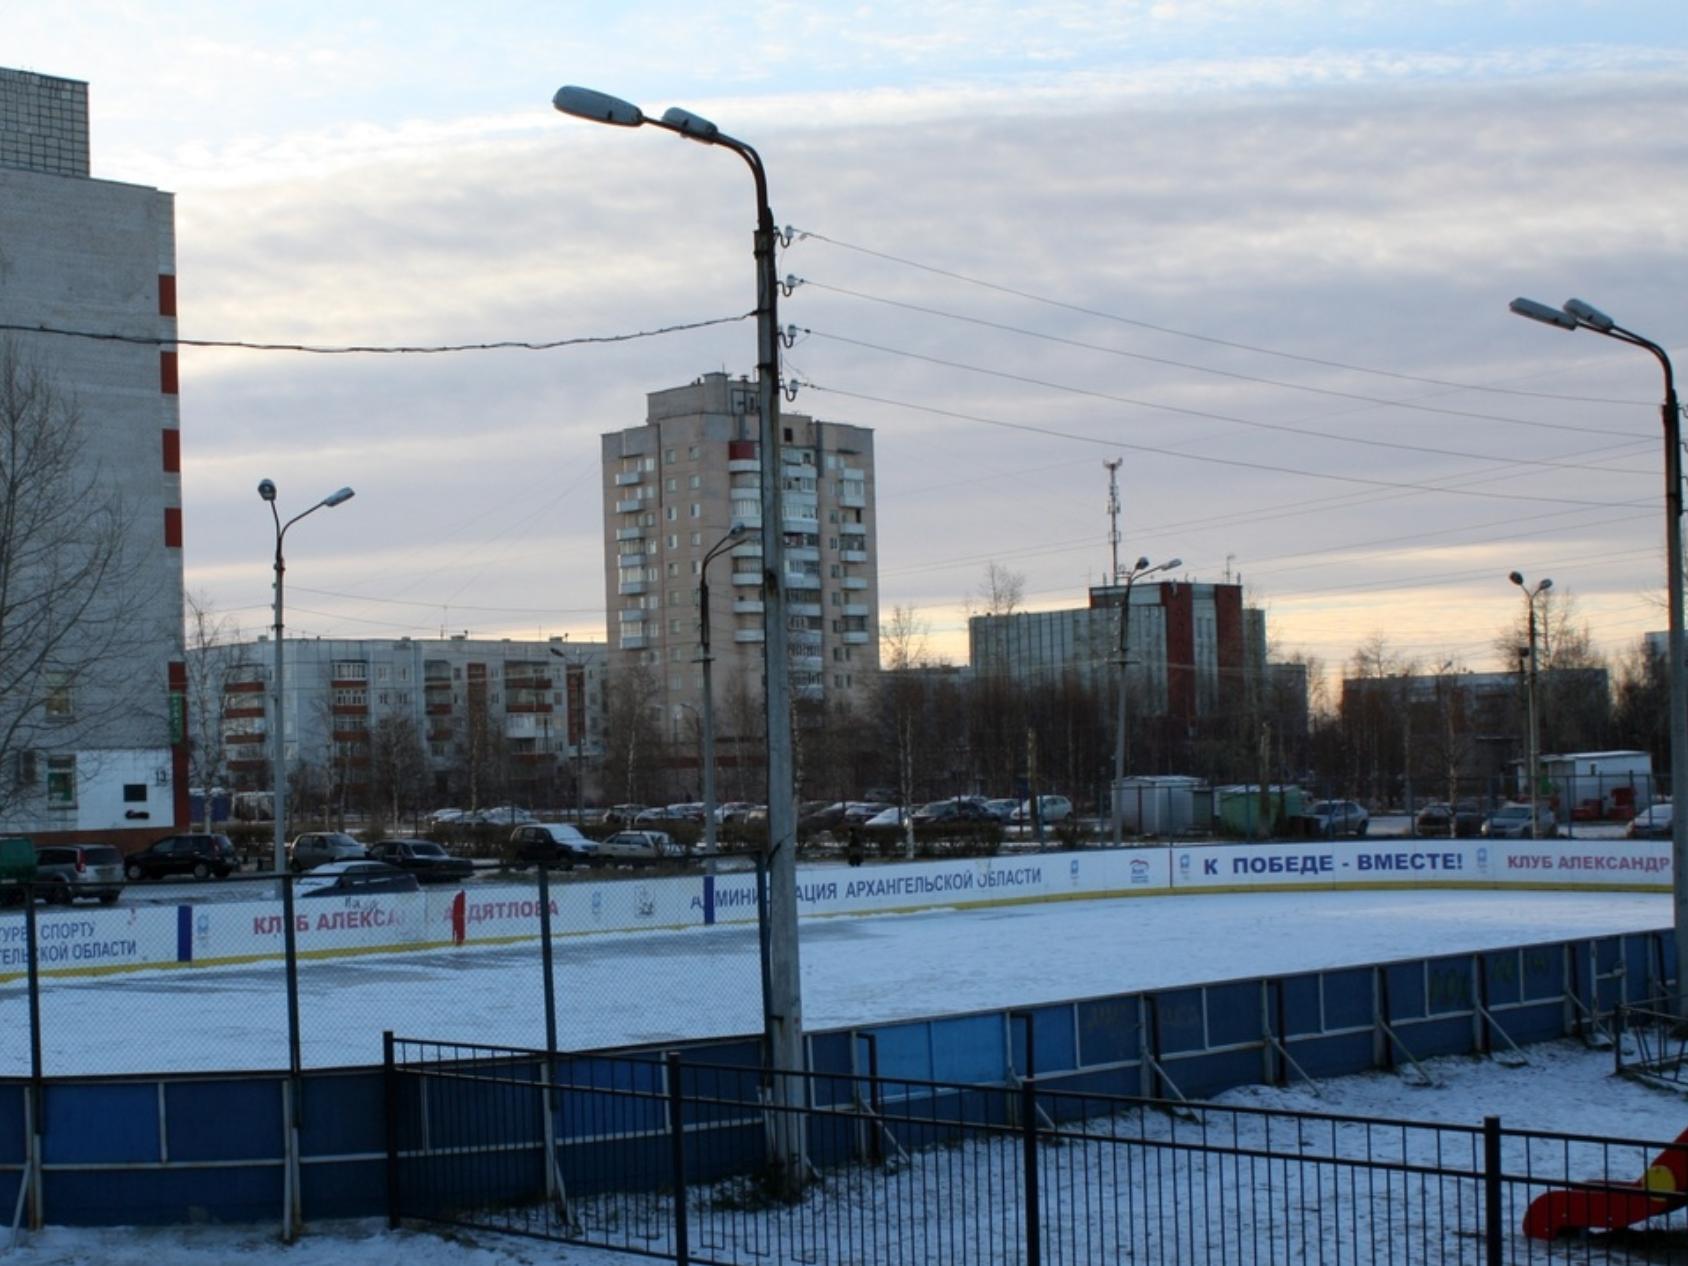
(666, 1050, 690, 1266)
(1021, 1075, 1040, 1266)
(1483, 1115, 1503, 1266)
(383, 1031, 400, 1229)
(23, 883, 43, 1229)
(537, 864, 561, 1216)
(280, 869, 303, 1241)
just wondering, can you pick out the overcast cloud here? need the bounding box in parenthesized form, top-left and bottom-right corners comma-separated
(10, 2, 1687, 677)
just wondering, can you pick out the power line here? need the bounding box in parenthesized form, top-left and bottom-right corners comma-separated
(0, 313, 751, 354)
(788, 228, 1656, 407)
(796, 278, 1652, 436)
(800, 380, 1623, 508)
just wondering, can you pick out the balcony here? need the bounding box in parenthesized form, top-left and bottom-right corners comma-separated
(843, 631, 872, 645)
(619, 609, 647, 624)
(785, 544, 819, 562)
(222, 706, 265, 721)
(788, 602, 822, 618)
(614, 470, 642, 486)
(426, 704, 453, 716)
(733, 599, 764, 614)
(615, 497, 643, 514)
(840, 484, 866, 509)
(782, 513, 819, 533)
(727, 457, 761, 474)
(619, 632, 648, 650)
(734, 629, 765, 644)
(841, 549, 868, 563)
(730, 541, 762, 558)
(615, 526, 646, 542)
(792, 654, 824, 672)
(731, 571, 762, 587)
(842, 577, 869, 591)
(843, 603, 870, 617)
(619, 579, 648, 596)
(618, 552, 646, 568)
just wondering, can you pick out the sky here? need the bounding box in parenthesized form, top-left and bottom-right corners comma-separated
(9, 2, 1688, 680)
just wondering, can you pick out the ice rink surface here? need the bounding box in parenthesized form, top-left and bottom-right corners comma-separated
(5, 885, 1668, 1076)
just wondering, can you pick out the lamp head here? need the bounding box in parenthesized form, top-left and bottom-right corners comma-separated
(552, 85, 644, 127)
(728, 521, 747, 538)
(1134, 556, 1150, 572)
(1540, 577, 1553, 592)
(1163, 558, 1183, 571)
(1509, 297, 1579, 331)
(1509, 571, 1524, 587)
(1563, 298, 1615, 332)
(659, 106, 719, 142)
(323, 486, 355, 508)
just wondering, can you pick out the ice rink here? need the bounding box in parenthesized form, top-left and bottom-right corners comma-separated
(4, 884, 1668, 1076)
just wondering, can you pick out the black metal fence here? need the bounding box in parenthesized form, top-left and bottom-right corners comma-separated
(386, 1036, 1688, 1265)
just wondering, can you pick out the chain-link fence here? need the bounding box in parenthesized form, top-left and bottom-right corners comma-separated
(0, 854, 770, 1078)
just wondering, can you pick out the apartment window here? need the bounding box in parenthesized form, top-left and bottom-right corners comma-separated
(688, 444, 700, 459)
(664, 448, 676, 464)
(376, 665, 390, 683)
(397, 691, 412, 704)
(667, 533, 679, 549)
(828, 537, 838, 550)
(689, 474, 701, 489)
(44, 672, 73, 718)
(667, 562, 680, 577)
(377, 691, 391, 705)
(691, 560, 701, 575)
(665, 477, 677, 493)
(669, 590, 685, 607)
(640, 512, 656, 527)
(690, 531, 702, 546)
(333, 688, 367, 706)
(831, 592, 842, 606)
(642, 457, 656, 471)
(830, 564, 841, 579)
(689, 503, 701, 518)
(666, 506, 678, 521)
(669, 619, 682, 635)
(833, 673, 843, 688)
(46, 756, 76, 808)
(833, 647, 843, 662)
(332, 660, 367, 680)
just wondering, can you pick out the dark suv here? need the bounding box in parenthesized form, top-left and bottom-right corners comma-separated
(125, 833, 239, 881)
(35, 844, 125, 904)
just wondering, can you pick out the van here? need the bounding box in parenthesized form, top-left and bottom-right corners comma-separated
(0, 837, 37, 907)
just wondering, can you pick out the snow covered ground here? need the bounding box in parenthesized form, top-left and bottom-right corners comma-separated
(1, 886, 1678, 1262)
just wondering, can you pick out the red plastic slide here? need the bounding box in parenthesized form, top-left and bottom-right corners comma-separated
(1524, 1127, 1688, 1239)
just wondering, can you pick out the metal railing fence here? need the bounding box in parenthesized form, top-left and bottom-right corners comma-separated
(386, 1036, 1688, 1265)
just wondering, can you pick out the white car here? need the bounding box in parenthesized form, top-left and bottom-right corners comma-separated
(1301, 799, 1370, 838)
(1482, 803, 1558, 839)
(1010, 795, 1073, 824)
(598, 830, 677, 860)
(863, 806, 908, 830)
(1628, 804, 1673, 840)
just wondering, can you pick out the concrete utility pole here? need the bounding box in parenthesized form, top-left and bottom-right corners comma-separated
(1112, 556, 1179, 847)
(552, 85, 806, 1193)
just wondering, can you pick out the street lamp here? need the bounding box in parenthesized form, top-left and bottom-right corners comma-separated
(1510, 294, 1685, 1008)
(1508, 572, 1552, 839)
(258, 480, 354, 876)
(1112, 556, 1181, 847)
(548, 644, 592, 825)
(699, 524, 747, 857)
(553, 85, 805, 1192)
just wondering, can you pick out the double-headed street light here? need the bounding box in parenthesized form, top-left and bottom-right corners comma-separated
(1510, 294, 1685, 1008)
(1112, 556, 1180, 848)
(258, 480, 354, 877)
(552, 85, 805, 1193)
(1508, 572, 1552, 840)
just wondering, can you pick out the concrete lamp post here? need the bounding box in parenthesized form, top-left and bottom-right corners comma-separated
(698, 524, 747, 859)
(552, 85, 806, 1194)
(1112, 556, 1180, 848)
(1507, 571, 1552, 840)
(1510, 294, 1685, 1009)
(258, 480, 354, 876)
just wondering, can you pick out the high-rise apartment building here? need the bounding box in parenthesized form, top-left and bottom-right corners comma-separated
(601, 373, 879, 749)
(0, 69, 187, 846)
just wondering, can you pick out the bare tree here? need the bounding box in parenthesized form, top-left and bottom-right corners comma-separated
(183, 592, 239, 829)
(0, 340, 147, 822)
(975, 562, 1026, 618)
(602, 662, 664, 806)
(879, 605, 930, 858)
(368, 713, 429, 829)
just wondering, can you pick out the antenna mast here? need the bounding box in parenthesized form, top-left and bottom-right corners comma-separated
(1105, 459, 1123, 584)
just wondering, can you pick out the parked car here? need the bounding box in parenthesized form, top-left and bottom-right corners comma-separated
(598, 830, 677, 860)
(1415, 801, 1485, 837)
(296, 860, 420, 898)
(507, 822, 599, 868)
(426, 807, 466, 824)
(913, 798, 998, 826)
(288, 832, 367, 872)
(1299, 799, 1370, 838)
(715, 801, 758, 824)
(1009, 795, 1073, 825)
(1627, 805, 1673, 840)
(466, 805, 536, 826)
(863, 805, 908, 831)
(1482, 803, 1558, 839)
(124, 833, 239, 881)
(33, 844, 125, 905)
(602, 804, 646, 826)
(366, 839, 474, 884)
(982, 798, 1022, 822)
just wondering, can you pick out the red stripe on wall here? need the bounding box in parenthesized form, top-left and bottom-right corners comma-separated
(164, 506, 183, 548)
(162, 429, 181, 472)
(160, 351, 179, 395)
(158, 274, 177, 317)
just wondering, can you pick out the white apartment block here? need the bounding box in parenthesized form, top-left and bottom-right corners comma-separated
(602, 373, 880, 746)
(0, 69, 187, 847)
(195, 636, 606, 807)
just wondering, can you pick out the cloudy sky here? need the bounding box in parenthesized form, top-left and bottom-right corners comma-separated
(11, 2, 1688, 680)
